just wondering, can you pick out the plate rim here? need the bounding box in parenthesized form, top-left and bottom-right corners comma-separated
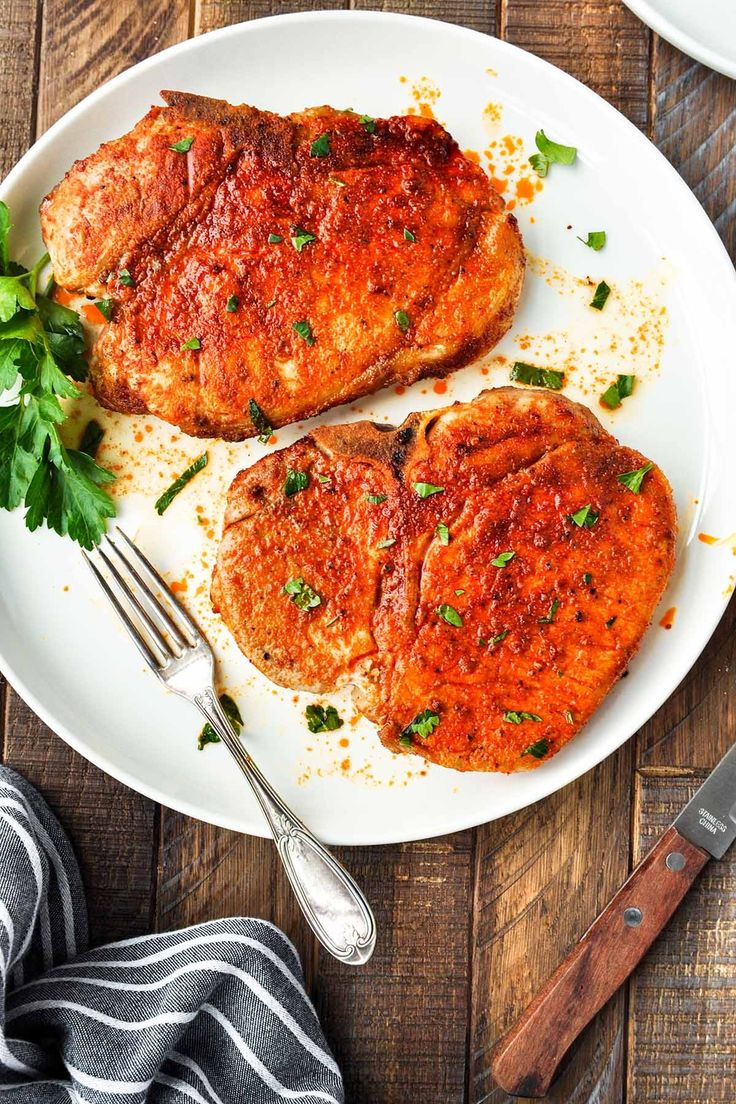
(623, 0, 736, 79)
(1, 8, 735, 844)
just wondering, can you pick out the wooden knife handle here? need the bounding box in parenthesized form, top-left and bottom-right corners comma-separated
(491, 825, 709, 1098)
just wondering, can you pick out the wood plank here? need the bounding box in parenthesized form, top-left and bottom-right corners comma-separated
(350, 0, 497, 36)
(195, 0, 347, 38)
(35, 0, 191, 132)
(314, 833, 474, 1104)
(3, 692, 157, 944)
(652, 39, 736, 261)
(469, 743, 633, 1103)
(627, 772, 736, 1102)
(0, 0, 40, 177)
(501, 0, 650, 129)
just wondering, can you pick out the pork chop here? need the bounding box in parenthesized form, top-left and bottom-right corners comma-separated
(40, 93, 524, 440)
(211, 388, 676, 773)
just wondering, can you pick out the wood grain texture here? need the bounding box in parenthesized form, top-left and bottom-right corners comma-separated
(195, 0, 346, 37)
(501, 0, 651, 129)
(0, 0, 40, 177)
(35, 0, 191, 132)
(652, 38, 736, 262)
(470, 744, 634, 1104)
(350, 0, 497, 35)
(627, 774, 736, 1102)
(314, 833, 475, 1104)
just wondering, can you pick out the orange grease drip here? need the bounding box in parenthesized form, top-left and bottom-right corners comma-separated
(394, 385, 406, 395)
(515, 177, 536, 202)
(170, 579, 188, 594)
(433, 380, 448, 395)
(53, 287, 74, 306)
(81, 302, 107, 325)
(698, 533, 719, 545)
(339, 737, 349, 748)
(463, 149, 481, 164)
(659, 606, 677, 630)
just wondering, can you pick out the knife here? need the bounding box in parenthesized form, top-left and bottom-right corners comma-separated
(491, 741, 736, 1098)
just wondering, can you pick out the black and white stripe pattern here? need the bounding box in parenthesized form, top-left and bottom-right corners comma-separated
(0, 767, 344, 1103)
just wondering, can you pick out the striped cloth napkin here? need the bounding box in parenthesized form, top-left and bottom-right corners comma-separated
(0, 765, 344, 1103)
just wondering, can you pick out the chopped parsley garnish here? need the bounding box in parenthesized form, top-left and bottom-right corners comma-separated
(293, 319, 315, 346)
(94, 298, 114, 321)
(366, 492, 387, 504)
(591, 280, 611, 311)
(492, 550, 516, 568)
(510, 361, 565, 390)
(578, 230, 606, 251)
(455, 588, 465, 596)
(268, 233, 283, 244)
(265, 298, 277, 310)
(180, 336, 201, 351)
(306, 703, 344, 733)
(564, 710, 574, 725)
(377, 537, 396, 549)
(0, 202, 116, 548)
(359, 114, 376, 134)
(568, 504, 599, 528)
(617, 462, 653, 494)
(394, 309, 410, 332)
(283, 577, 321, 610)
(601, 374, 635, 409)
(226, 295, 239, 312)
(79, 420, 104, 459)
(490, 629, 509, 646)
(284, 468, 309, 497)
(310, 133, 331, 157)
(198, 693, 242, 750)
(413, 482, 444, 498)
(316, 473, 331, 484)
(118, 268, 135, 287)
(169, 137, 194, 153)
(606, 616, 617, 629)
(403, 228, 416, 242)
(248, 398, 273, 444)
(522, 738, 549, 758)
(291, 226, 316, 252)
(504, 710, 542, 725)
(529, 130, 577, 177)
(400, 708, 440, 746)
(436, 522, 450, 545)
(329, 177, 346, 188)
(155, 452, 208, 515)
(583, 572, 593, 585)
(436, 603, 463, 627)
(538, 597, 560, 624)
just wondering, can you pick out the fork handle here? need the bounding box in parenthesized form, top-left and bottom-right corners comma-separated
(195, 690, 376, 966)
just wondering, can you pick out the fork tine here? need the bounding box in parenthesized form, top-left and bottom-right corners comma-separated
(104, 535, 188, 651)
(96, 543, 179, 660)
(83, 553, 164, 672)
(110, 526, 201, 643)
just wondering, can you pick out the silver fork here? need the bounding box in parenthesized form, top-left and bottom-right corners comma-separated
(83, 526, 376, 966)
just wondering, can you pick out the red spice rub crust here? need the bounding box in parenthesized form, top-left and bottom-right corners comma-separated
(212, 388, 677, 773)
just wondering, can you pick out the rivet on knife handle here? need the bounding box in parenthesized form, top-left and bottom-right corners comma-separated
(491, 825, 709, 1098)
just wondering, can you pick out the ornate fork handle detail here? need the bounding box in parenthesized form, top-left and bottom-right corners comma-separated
(195, 689, 376, 965)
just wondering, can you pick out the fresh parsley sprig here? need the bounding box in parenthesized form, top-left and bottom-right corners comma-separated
(0, 201, 116, 549)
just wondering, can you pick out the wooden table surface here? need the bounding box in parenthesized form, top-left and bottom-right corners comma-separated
(1, 2, 735, 1101)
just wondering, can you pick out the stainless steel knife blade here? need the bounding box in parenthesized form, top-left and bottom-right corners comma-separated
(674, 740, 736, 858)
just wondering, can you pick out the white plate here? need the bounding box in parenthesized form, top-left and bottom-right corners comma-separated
(2, 11, 736, 845)
(624, 0, 736, 79)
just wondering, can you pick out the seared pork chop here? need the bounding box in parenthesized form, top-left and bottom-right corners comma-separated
(40, 93, 524, 440)
(212, 388, 676, 773)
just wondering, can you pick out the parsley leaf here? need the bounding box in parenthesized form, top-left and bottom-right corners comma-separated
(248, 398, 273, 444)
(118, 269, 135, 287)
(366, 492, 387, 504)
(436, 522, 450, 545)
(154, 452, 208, 515)
(284, 468, 309, 497)
(538, 597, 560, 624)
(601, 374, 635, 409)
(198, 693, 242, 751)
(510, 361, 564, 390)
(522, 738, 549, 758)
(399, 708, 440, 746)
(180, 336, 201, 351)
(293, 319, 315, 346)
(306, 703, 344, 733)
(591, 280, 611, 310)
(617, 462, 653, 494)
(578, 230, 606, 251)
(504, 710, 542, 725)
(226, 295, 239, 313)
(283, 577, 321, 610)
(291, 226, 316, 253)
(436, 603, 463, 627)
(268, 233, 283, 244)
(359, 114, 376, 134)
(489, 629, 509, 647)
(403, 228, 416, 242)
(394, 309, 410, 332)
(413, 482, 444, 498)
(377, 537, 396, 549)
(169, 137, 194, 153)
(568, 504, 599, 529)
(492, 550, 516, 568)
(79, 419, 104, 459)
(529, 130, 577, 178)
(94, 298, 114, 321)
(310, 133, 331, 157)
